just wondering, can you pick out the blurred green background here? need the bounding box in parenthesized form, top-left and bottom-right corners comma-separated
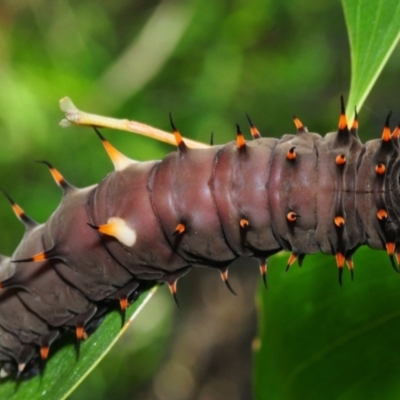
(0, 0, 400, 399)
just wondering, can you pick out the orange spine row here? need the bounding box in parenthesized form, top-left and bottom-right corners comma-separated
(1, 99, 400, 379)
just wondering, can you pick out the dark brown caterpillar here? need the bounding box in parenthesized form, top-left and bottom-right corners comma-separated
(1, 97, 400, 379)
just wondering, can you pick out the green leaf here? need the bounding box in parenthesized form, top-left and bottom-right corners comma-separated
(0, 289, 155, 400)
(254, 250, 400, 400)
(343, 0, 400, 119)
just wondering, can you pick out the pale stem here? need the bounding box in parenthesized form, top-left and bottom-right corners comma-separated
(59, 97, 210, 149)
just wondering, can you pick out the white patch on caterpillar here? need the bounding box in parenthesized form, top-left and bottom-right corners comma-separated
(107, 217, 136, 247)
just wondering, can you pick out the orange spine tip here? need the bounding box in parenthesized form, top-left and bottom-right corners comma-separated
(240, 218, 249, 228)
(33, 252, 47, 262)
(259, 261, 267, 288)
(168, 280, 180, 308)
(40, 346, 50, 360)
(35, 160, 74, 192)
(94, 127, 134, 170)
(351, 119, 358, 131)
(346, 257, 354, 280)
(382, 111, 393, 142)
(119, 296, 129, 311)
(246, 114, 261, 139)
(338, 95, 348, 131)
(76, 325, 85, 340)
(292, 116, 304, 132)
(50, 167, 65, 187)
(286, 253, 297, 269)
(259, 262, 267, 276)
(12, 249, 52, 263)
(1, 189, 37, 228)
(168, 280, 177, 295)
(169, 113, 186, 150)
(286, 147, 296, 161)
(382, 126, 391, 142)
(250, 126, 261, 139)
(386, 242, 395, 256)
(220, 269, 228, 282)
(286, 211, 297, 222)
(335, 252, 345, 268)
(377, 209, 388, 220)
(338, 113, 348, 130)
(103, 140, 128, 166)
(335, 154, 346, 165)
(219, 268, 237, 295)
(375, 163, 386, 175)
(173, 223, 186, 236)
(236, 124, 246, 149)
(334, 216, 345, 227)
(11, 203, 25, 219)
(97, 223, 114, 236)
(174, 130, 185, 149)
(346, 259, 354, 270)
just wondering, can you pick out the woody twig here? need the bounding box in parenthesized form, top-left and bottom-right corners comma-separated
(59, 97, 209, 149)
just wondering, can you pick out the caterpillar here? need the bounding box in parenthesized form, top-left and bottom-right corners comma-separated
(1, 97, 400, 380)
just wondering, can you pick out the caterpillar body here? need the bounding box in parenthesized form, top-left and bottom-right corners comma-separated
(1, 99, 400, 379)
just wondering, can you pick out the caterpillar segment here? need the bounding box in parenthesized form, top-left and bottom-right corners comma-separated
(1, 99, 400, 378)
